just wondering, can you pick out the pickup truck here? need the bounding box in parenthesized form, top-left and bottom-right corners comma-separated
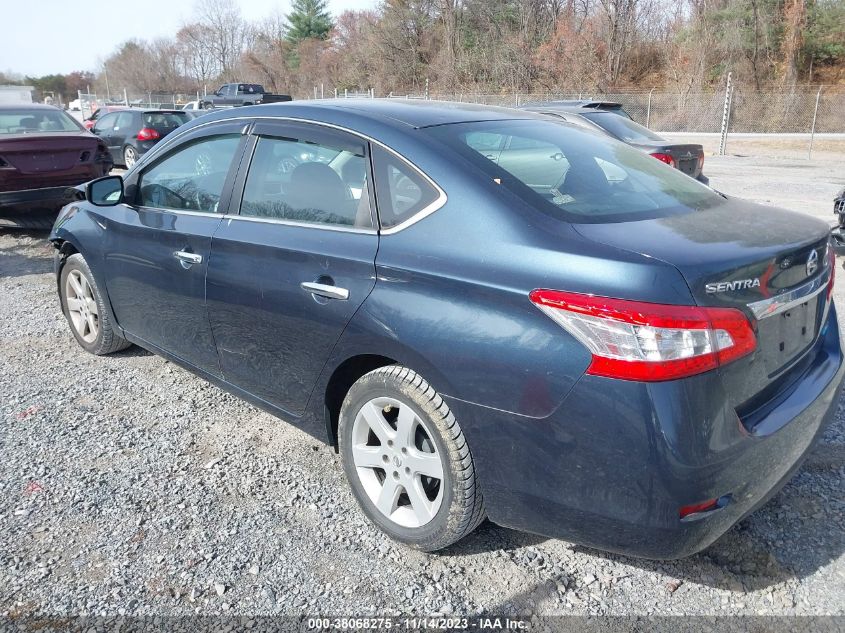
(199, 84, 292, 109)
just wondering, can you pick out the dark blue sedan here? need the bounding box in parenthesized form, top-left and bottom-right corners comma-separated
(49, 100, 843, 557)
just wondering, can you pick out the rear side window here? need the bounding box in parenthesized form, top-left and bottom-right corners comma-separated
(138, 134, 241, 213)
(425, 120, 721, 223)
(371, 146, 440, 229)
(240, 134, 374, 229)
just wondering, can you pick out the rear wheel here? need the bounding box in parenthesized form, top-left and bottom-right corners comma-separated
(59, 253, 130, 355)
(123, 145, 138, 169)
(339, 365, 485, 551)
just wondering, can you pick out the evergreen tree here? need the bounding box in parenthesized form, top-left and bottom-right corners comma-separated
(286, 0, 333, 43)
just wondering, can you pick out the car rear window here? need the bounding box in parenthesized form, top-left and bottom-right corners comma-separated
(0, 109, 81, 134)
(425, 120, 722, 224)
(238, 84, 263, 94)
(143, 112, 189, 131)
(581, 112, 665, 143)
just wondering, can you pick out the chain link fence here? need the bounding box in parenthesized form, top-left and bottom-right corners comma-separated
(76, 92, 201, 120)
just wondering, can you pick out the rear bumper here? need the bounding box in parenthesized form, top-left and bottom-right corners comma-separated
(449, 304, 843, 559)
(696, 173, 710, 186)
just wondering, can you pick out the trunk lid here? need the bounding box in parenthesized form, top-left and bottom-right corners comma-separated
(0, 133, 100, 175)
(573, 198, 833, 407)
(630, 141, 704, 178)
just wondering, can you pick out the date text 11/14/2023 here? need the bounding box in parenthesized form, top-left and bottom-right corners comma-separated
(307, 617, 529, 630)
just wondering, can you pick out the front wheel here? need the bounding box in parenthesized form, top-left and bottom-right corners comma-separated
(339, 366, 485, 551)
(60, 253, 130, 355)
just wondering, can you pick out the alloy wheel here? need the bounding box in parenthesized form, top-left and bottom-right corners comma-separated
(65, 270, 99, 344)
(351, 396, 445, 528)
(124, 147, 137, 168)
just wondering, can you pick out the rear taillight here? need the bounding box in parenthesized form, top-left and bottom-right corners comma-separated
(650, 152, 676, 168)
(529, 290, 756, 381)
(137, 127, 160, 141)
(697, 153, 704, 171)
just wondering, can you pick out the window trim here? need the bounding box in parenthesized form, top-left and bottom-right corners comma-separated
(140, 115, 447, 235)
(232, 121, 377, 233)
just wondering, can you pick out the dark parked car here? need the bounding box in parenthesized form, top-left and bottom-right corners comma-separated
(50, 101, 842, 557)
(524, 103, 708, 184)
(91, 109, 191, 168)
(0, 104, 112, 229)
(199, 83, 292, 109)
(83, 105, 128, 130)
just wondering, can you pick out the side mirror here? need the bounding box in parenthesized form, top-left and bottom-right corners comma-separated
(87, 175, 124, 206)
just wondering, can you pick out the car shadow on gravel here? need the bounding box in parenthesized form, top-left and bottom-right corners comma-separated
(563, 466, 843, 593)
(440, 520, 550, 555)
(0, 229, 53, 277)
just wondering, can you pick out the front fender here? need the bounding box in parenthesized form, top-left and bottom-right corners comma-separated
(50, 204, 123, 337)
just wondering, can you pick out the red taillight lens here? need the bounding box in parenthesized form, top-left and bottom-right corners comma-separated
(650, 152, 676, 168)
(136, 127, 160, 141)
(697, 152, 705, 171)
(529, 290, 757, 381)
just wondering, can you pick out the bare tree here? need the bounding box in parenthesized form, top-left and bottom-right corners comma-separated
(194, 0, 251, 80)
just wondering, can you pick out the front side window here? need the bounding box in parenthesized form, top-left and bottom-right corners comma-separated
(371, 146, 440, 230)
(240, 134, 374, 228)
(92, 113, 119, 135)
(425, 120, 722, 223)
(138, 134, 241, 213)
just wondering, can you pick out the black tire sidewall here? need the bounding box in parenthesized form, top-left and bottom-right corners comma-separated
(59, 256, 105, 354)
(339, 371, 458, 549)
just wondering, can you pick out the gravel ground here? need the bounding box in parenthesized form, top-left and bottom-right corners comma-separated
(1, 156, 844, 619)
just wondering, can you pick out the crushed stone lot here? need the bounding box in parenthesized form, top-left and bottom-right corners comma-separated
(1, 155, 845, 619)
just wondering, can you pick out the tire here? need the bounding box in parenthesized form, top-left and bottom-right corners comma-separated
(339, 365, 485, 551)
(202, 102, 214, 110)
(59, 253, 131, 355)
(123, 145, 138, 169)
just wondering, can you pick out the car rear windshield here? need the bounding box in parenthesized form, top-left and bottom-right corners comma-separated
(0, 109, 81, 134)
(425, 120, 723, 223)
(580, 112, 665, 143)
(143, 112, 190, 130)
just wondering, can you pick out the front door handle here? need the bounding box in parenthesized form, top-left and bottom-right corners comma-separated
(174, 251, 202, 267)
(301, 281, 349, 301)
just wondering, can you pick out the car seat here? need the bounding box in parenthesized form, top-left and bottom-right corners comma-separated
(285, 163, 351, 224)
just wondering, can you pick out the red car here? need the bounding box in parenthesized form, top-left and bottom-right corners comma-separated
(0, 104, 113, 229)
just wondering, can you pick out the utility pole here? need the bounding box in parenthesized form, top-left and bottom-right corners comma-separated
(719, 72, 733, 156)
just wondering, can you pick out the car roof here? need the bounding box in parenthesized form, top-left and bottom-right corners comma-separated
(226, 99, 543, 129)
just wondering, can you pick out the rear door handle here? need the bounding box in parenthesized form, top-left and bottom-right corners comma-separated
(301, 281, 349, 301)
(174, 251, 202, 266)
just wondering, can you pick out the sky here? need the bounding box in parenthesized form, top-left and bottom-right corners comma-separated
(1, 0, 377, 77)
